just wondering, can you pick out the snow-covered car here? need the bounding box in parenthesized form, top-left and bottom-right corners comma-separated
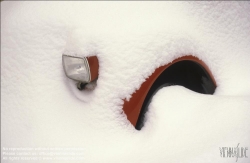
(2, 1, 250, 163)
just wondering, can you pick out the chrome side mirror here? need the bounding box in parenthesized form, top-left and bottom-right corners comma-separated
(62, 54, 99, 90)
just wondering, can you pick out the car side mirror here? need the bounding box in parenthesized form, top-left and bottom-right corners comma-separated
(62, 55, 99, 90)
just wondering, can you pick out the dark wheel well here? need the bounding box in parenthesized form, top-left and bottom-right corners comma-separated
(135, 60, 216, 130)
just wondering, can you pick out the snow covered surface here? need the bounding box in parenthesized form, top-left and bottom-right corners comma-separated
(1, 1, 250, 163)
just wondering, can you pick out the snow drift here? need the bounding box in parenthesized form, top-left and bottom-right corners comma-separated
(1, 1, 250, 163)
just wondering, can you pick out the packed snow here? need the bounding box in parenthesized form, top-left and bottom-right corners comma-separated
(1, 1, 250, 163)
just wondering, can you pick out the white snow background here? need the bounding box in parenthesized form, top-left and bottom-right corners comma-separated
(1, 1, 250, 163)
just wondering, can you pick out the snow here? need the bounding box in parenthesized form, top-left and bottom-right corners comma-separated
(1, 1, 250, 163)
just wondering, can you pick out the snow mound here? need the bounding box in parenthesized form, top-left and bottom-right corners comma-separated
(1, 1, 250, 163)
